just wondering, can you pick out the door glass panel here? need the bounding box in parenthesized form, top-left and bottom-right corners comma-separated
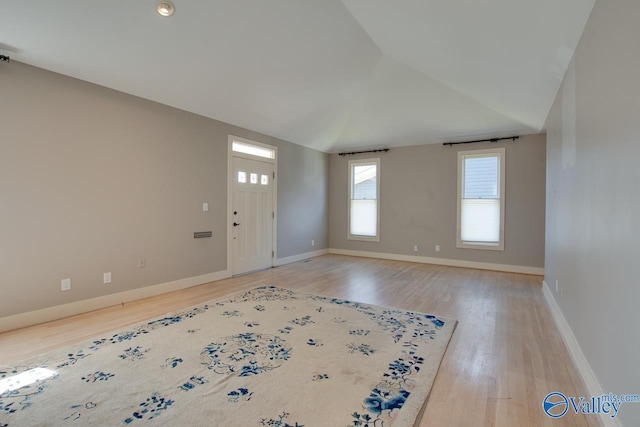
(238, 171, 246, 183)
(250, 173, 258, 184)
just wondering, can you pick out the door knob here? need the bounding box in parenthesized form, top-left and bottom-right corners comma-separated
(233, 222, 241, 227)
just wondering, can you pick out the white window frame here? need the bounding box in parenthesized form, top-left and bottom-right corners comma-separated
(456, 147, 505, 251)
(348, 158, 380, 242)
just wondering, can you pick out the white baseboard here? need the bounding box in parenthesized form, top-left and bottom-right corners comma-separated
(274, 249, 329, 267)
(328, 248, 544, 275)
(542, 281, 621, 427)
(0, 269, 231, 333)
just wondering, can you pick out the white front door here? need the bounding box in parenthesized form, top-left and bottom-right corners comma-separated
(232, 156, 274, 275)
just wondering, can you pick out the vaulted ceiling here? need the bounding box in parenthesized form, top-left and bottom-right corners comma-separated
(1, 0, 595, 152)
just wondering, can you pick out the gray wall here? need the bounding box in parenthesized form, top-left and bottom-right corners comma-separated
(0, 62, 328, 318)
(329, 135, 546, 268)
(277, 141, 329, 258)
(545, 0, 640, 424)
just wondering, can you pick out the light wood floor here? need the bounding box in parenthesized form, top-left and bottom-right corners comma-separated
(0, 255, 599, 427)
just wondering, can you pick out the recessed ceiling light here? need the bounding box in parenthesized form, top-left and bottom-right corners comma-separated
(157, 1, 175, 17)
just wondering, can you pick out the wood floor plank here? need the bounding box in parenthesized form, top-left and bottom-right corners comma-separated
(0, 255, 599, 426)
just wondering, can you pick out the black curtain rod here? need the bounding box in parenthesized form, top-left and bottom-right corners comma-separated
(338, 148, 389, 156)
(443, 136, 519, 146)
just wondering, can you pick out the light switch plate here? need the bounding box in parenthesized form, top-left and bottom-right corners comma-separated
(202, 202, 209, 212)
(61, 278, 71, 291)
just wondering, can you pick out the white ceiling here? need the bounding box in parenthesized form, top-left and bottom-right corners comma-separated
(1, 0, 595, 153)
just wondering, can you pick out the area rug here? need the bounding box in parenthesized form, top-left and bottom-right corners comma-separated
(0, 286, 456, 426)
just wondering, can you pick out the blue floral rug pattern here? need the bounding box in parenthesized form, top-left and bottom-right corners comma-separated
(0, 286, 456, 426)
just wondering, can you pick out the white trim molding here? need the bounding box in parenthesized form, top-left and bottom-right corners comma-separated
(542, 281, 621, 427)
(274, 249, 329, 267)
(457, 147, 506, 251)
(348, 158, 381, 242)
(0, 270, 231, 333)
(329, 248, 544, 275)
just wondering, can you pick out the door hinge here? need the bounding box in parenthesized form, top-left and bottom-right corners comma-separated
(273, 172, 275, 179)
(272, 250, 275, 258)
(272, 211, 275, 219)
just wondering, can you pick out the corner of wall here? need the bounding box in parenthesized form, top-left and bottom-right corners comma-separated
(542, 281, 622, 427)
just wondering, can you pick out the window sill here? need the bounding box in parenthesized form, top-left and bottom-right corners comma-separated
(348, 235, 380, 243)
(457, 241, 504, 251)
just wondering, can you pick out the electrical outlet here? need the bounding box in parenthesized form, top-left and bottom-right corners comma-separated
(202, 202, 209, 212)
(104, 272, 112, 284)
(61, 278, 71, 291)
(413, 245, 419, 252)
(435, 245, 440, 252)
(311, 239, 315, 247)
(138, 258, 146, 268)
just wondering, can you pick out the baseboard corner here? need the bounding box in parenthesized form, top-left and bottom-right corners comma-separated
(274, 249, 329, 267)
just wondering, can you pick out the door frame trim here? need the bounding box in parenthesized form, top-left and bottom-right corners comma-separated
(227, 135, 278, 275)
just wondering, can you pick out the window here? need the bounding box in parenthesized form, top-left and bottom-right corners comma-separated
(457, 148, 505, 250)
(232, 141, 275, 159)
(348, 158, 380, 241)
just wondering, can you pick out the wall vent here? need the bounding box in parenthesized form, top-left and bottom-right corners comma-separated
(194, 231, 212, 238)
